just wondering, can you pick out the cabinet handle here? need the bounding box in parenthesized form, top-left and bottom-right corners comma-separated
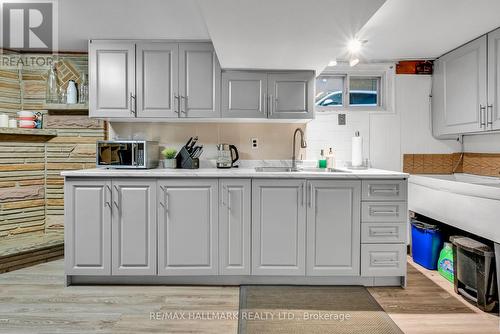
(480, 104, 486, 127)
(487, 104, 493, 126)
(130, 93, 136, 117)
(180, 95, 187, 116)
(370, 186, 398, 194)
(263, 93, 267, 114)
(301, 183, 305, 207)
(369, 208, 398, 216)
(113, 185, 120, 209)
(226, 186, 231, 211)
(269, 94, 274, 116)
(308, 183, 313, 208)
(104, 185, 111, 209)
(370, 231, 397, 236)
(174, 94, 180, 116)
(372, 259, 398, 266)
(222, 185, 227, 207)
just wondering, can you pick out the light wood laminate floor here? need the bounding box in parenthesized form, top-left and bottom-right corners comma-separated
(0, 257, 498, 333)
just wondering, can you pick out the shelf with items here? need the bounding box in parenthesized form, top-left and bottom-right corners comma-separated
(43, 103, 88, 111)
(0, 127, 57, 141)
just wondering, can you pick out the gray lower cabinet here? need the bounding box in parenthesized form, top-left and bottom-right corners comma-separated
(219, 179, 251, 275)
(136, 42, 179, 118)
(157, 179, 219, 275)
(179, 43, 221, 118)
(111, 179, 157, 275)
(306, 180, 361, 276)
(268, 72, 314, 119)
(89, 41, 136, 118)
(252, 179, 306, 275)
(221, 71, 268, 118)
(65, 178, 112, 275)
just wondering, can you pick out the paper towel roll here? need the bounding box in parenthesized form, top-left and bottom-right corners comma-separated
(351, 132, 363, 167)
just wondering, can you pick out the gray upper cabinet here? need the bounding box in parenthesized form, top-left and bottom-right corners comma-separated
(306, 180, 361, 276)
(89, 41, 136, 118)
(488, 28, 500, 130)
(65, 178, 112, 275)
(179, 43, 221, 118)
(268, 72, 314, 119)
(111, 179, 157, 275)
(221, 71, 268, 118)
(136, 43, 179, 118)
(252, 179, 306, 276)
(432, 36, 487, 137)
(157, 179, 218, 275)
(219, 179, 251, 275)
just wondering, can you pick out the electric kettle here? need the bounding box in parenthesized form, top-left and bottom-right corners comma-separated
(216, 144, 239, 168)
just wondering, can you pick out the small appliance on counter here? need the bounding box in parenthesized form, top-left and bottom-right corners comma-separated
(216, 143, 239, 168)
(96, 140, 159, 169)
(176, 136, 203, 169)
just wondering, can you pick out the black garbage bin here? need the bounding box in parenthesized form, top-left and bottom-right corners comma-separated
(451, 236, 498, 312)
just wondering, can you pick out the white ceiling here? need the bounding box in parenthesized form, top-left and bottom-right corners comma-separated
(58, 0, 209, 51)
(357, 0, 500, 60)
(197, 0, 386, 73)
(55, 0, 500, 67)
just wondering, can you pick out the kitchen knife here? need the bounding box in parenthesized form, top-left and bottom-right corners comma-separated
(187, 136, 198, 152)
(191, 145, 201, 157)
(193, 146, 203, 159)
(184, 137, 193, 149)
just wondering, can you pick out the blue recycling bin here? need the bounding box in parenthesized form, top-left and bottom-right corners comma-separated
(411, 220, 444, 270)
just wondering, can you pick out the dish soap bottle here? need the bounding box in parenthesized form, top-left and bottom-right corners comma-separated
(437, 242, 454, 283)
(326, 147, 335, 169)
(318, 149, 327, 168)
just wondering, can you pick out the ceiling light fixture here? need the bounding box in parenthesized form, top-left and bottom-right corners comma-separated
(349, 58, 359, 67)
(328, 59, 337, 67)
(347, 38, 363, 54)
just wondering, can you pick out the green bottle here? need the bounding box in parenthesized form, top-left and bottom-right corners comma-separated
(318, 149, 327, 168)
(437, 242, 454, 283)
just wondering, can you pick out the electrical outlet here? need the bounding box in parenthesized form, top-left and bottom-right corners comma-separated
(251, 138, 258, 149)
(338, 113, 346, 125)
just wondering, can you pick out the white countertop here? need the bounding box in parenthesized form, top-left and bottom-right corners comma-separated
(61, 167, 408, 179)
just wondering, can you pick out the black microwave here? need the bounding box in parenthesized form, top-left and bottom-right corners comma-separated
(96, 140, 159, 169)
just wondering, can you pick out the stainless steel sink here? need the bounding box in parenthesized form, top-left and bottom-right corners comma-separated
(254, 167, 351, 173)
(254, 166, 295, 172)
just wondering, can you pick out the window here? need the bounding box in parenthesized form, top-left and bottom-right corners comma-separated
(315, 75, 344, 107)
(315, 65, 392, 112)
(349, 77, 380, 107)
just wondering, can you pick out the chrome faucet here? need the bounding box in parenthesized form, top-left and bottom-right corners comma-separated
(292, 128, 307, 171)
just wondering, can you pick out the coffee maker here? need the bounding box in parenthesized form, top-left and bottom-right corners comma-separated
(216, 144, 239, 168)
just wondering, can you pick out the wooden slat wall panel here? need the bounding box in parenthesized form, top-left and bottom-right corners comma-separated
(0, 53, 104, 240)
(403, 153, 500, 176)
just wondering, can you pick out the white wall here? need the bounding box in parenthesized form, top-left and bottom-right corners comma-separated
(463, 133, 500, 152)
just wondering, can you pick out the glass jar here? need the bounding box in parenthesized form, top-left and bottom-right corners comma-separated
(46, 65, 59, 103)
(78, 73, 88, 104)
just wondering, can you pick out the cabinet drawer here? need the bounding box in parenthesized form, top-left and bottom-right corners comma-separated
(362, 180, 407, 201)
(361, 202, 407, 223)
(361, 223, 406, 243)
(361, 244, 406, 277)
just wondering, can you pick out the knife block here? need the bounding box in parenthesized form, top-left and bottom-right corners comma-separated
(175, 146, 199, 169)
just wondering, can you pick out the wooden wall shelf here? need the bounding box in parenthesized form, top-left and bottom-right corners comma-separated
(0, 128, 57, 141)
(43, 103, 88, 111)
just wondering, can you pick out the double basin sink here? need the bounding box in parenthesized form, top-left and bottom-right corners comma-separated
(254, 167, 351, 173)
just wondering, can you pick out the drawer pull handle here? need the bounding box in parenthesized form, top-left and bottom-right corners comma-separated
(370, 231, 396, 236)
(369, 208, 398, 216)
(371, 188, 398, 194)
(372, 259, 398, 265)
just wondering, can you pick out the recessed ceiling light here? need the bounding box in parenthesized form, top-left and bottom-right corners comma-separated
(347, 38, 363, 54)
(349, 58, 359, 67)
(328, 59, 337, 67)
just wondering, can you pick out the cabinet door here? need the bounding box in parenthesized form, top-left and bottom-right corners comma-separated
(306, 180, 361, 276)
(221, 71, 268, 118)
(136, 42, 179, 118)
(219, 179, 251, 275)
(89, 41, 136, 118)
(488, 28, 500, 130)
(432, 36, 487, 136)
(268, 72, 314, 119)
(179, 43, 221, 118)
(65, 178, 111, 275)
(111, 179, 157, 275)
(158, 179, 218, 275)
(252, 179, 306, 275)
